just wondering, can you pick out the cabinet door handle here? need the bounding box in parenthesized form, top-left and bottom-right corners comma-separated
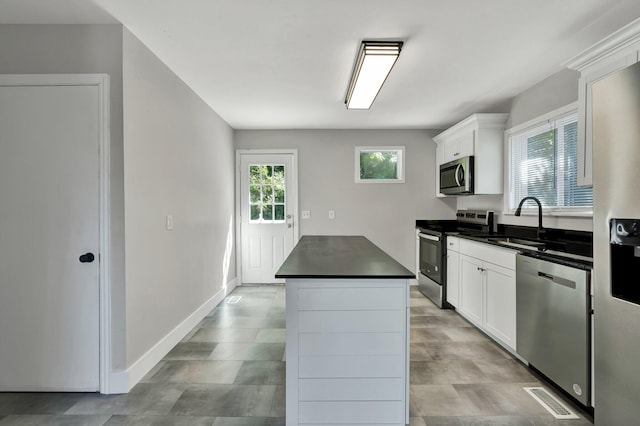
(477, 267, 485, 272)
(453, 152, 460, 156)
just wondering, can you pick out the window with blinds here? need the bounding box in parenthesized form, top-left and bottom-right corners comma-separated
(508, 110, 593, 213)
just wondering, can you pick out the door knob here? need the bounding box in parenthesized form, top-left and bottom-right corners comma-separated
(79, 253, 95, 263)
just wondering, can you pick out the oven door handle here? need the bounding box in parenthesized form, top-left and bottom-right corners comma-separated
(418, 233, 440, 242)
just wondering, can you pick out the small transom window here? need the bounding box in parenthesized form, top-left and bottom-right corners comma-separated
(355, 146, 405, 183)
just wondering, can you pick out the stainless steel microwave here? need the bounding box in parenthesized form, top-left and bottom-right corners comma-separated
(439, 156, 474, 195)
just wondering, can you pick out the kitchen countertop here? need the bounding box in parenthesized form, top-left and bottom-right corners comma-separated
(275, 235, 415, 279)
(450, 233, 593, 270)
(415, 219, 594, 270)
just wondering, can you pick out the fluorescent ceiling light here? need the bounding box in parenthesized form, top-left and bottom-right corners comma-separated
(345, 41, 403, 110)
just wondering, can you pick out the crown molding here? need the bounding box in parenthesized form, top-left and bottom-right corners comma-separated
(564, 18, 640, 71)
(433, 113, 509, 142)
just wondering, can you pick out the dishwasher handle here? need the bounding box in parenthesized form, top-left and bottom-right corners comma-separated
(537, 271, 577, 289)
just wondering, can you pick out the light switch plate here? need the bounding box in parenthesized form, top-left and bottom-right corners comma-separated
(329, 210, 335, 219)
(166, 214, 174, 230)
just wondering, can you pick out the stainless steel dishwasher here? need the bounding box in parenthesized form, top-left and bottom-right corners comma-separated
(516, 254, 591, 406)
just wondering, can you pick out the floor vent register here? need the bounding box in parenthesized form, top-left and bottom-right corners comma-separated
(523, 387, 580, 420)
(226, 295, 242, 304)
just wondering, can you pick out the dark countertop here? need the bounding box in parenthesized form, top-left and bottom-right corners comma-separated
(415, 219, 594, 270)
(275, 235, 415, 279)
(450, 233, 593, 271)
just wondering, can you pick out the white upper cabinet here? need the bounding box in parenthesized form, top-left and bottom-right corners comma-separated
(440, 124, 475, 164)
(565, 18, 640, 187)
(434, 113, 508, 197)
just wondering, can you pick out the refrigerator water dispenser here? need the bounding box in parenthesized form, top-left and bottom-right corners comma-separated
(610, 219, 640, 305)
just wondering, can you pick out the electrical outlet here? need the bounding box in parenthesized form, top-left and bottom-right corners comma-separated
(329, 210, 335, 219)
(302, 210, 311, 219)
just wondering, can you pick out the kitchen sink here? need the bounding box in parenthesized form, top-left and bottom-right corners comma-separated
(486, 237, 547, 251)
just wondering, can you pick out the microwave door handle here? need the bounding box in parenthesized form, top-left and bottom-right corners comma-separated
(454, 164, 463, 187)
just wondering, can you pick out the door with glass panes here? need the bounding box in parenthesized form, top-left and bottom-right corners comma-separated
(239, 152, 297, 283)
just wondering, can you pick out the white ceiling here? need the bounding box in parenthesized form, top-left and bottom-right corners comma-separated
(2, 0, 640, 129)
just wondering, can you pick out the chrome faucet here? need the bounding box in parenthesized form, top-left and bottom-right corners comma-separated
(514, 196, 545, 240)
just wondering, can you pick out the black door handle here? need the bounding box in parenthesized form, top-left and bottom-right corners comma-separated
(79, 253, 95, 263)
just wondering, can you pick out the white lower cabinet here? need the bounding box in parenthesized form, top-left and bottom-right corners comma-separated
(483, 262, 516, 349)
(446, 250, 460, 307)
(455, 239, 517, 352)
(459, 254, 484, 328)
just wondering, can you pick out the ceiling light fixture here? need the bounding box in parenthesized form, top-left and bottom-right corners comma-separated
(344, 40, 403, 110)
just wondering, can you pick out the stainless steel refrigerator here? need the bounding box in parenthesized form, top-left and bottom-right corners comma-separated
(592, 60, 640, 425)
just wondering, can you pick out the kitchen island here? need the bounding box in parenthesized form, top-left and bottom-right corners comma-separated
(276, 235, 414, 426)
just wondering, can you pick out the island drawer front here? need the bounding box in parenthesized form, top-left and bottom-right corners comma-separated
(299, 378, 404, 401)
(299, 401, 404, 424)
(299, 332, 404, 355)
(298, 287, 405, 310)
(298, 310, 404, 333)
(299, 355, 404, 378)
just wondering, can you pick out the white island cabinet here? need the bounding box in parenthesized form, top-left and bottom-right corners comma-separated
(276, 236, 414, 426)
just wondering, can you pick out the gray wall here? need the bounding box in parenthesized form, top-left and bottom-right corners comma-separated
(123, 29, 236, 366)
(0, 24, 127, 369)
(458, 68, 593, 231)
(235, 130, 456, 270)
(506, 68, 580, 129)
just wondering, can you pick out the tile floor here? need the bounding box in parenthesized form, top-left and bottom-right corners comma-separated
(407, 286, 593, 426)
(0, 284, 593, 425)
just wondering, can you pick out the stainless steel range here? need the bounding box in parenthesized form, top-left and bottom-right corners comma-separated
(416, 209, 496, 308)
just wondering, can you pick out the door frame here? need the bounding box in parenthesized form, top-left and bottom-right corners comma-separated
(0, 74, 112, 393)
(235, 149, 299, 284)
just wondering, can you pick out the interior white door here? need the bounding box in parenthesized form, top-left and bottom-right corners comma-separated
(0, 84, 100, 391)
(240, 153, 297, 283)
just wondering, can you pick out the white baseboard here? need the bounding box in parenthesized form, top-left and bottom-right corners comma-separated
(107, 370, 129, 394)
(111, 278, 238, 393)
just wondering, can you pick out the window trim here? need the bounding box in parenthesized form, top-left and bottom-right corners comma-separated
(354, 146, 405, 183)
(248, 163, 287, 224)
(503, 102, 593, 218)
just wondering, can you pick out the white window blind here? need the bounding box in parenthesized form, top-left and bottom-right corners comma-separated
(509, 110, 593, 212)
